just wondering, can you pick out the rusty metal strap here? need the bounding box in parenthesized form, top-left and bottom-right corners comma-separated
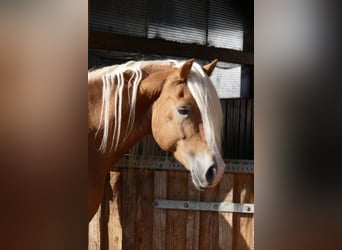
(154, 199, 254, 214)
(115, 157, 254, 174)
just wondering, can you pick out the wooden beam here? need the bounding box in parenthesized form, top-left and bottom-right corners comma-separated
(89, 30, 254, 65)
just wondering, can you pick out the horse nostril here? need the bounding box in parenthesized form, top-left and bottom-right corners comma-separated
(205, 164, 217, 184)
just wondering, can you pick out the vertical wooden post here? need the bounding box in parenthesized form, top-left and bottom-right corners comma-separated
(233, 173, 254, 250)
(153, 171, 168, 250)
(218, 174, 234, 250)
(166, 171, 188, 250)
(199, 185, 219, 250)
(88, 205, 101, 250)
(135, 169, 154, 249)
(121, 168, 137, 249)
(186, 174, 200, 250)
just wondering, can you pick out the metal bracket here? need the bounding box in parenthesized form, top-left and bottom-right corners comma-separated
(115, 157, 254, 174)
(154, 199, 254, 214)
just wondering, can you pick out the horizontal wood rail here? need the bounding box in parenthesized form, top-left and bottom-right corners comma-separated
(89, 30, 254, 65)
(113, 156, 254, 174)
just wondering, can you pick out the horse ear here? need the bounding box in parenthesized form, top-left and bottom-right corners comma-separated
(202, 59, 218, 76)
(179, 59, 195, 79)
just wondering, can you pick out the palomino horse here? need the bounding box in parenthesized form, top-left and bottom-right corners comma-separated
(88, 59, 224, 221)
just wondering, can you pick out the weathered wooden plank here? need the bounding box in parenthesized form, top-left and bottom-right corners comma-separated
(237, 213, 254, 250)
(153, 171, 168, 250)
(166, 171, 188, 250)
(186, 174, 200, 250)
(88, 173, 118, 250)
(121, 168, 137, 249)
(233, 174, 254, 250)
(199, 185, 219, 250)
(135, 169, 154, 250)
(219, 174, 234, 250)
(88, 205, 101, 250)
(107, 171, 122, 250)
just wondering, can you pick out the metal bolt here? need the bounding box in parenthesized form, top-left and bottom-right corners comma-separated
(213, 204, 218, 210)
(184, 202, 189, 208)
(246, 206, 251, 211)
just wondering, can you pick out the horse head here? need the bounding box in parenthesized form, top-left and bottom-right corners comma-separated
(150, 59, 225, 189)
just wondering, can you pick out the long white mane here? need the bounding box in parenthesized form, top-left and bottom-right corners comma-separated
(92, 60, 222, 155)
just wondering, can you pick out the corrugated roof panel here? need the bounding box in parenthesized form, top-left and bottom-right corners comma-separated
(208, 0, 244, 50)
(89, 0, 146, 37)
(147, 0, 207, 45)
(89, 0, 245, 50)
(89, 0, 251, 98)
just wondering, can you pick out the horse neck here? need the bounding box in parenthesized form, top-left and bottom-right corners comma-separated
(88, 65, 172, 167)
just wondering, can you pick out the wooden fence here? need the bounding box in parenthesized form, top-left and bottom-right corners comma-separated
(89, 98, 254, 249)
(88, 160, 254, 250)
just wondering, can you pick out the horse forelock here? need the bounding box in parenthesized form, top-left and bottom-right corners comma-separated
(178, 62, 223, 155)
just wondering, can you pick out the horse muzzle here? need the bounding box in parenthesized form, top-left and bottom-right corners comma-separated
(191, 158, 224, 190)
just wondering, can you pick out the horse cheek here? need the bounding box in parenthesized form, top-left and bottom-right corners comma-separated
(151, 109, 178, 152)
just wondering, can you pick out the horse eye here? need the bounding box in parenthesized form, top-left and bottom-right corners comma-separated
(177, 106, 190, 116)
